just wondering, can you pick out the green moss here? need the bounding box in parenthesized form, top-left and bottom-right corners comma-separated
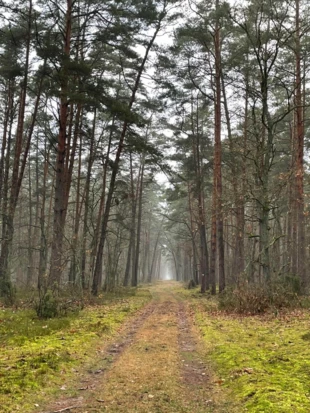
(0, 287, 151, 413)
(191, 301, 310, 412)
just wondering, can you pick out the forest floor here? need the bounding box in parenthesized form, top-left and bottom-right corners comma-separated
(2, 281, 310, 413)
(35, 282, 233, 413)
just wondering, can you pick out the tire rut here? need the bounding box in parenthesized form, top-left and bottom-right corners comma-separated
(178, 301, 211, 388)
(39, 301, 156, 413)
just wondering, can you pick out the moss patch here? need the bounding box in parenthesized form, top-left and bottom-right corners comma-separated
(185, 291, 310, 413)
(0, 287, 151, 413)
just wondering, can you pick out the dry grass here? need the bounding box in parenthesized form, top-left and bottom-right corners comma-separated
(95, 300, 182, 411)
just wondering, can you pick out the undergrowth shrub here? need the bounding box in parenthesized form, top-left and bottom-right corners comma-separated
(187, 279, 196, 289)
(35, 288, 83, 319)
(35, 290, 58, 318)
(0, 279, 16, 306)
(219, 278, 300, 314)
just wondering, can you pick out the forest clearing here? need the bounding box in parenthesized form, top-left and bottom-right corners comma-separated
(1, 282, 310, 413)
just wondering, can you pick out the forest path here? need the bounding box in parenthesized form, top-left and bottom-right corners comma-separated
(40, 282, 227, 413)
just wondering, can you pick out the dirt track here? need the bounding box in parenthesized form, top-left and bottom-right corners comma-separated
(39, 282, 228, 413)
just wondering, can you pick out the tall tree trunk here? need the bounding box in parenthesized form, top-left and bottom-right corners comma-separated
(123, 153, 137, 287)
(49, 0, 72, 288)
(132, 158, 145, 287)
(80, 110, 97, 289)
(288, 120, 296, 274)
(156, 251, 162, 280)
(187, 183, 199, 285)
(27, 160, 34, 286)
(190, 95, 209, 292)
(209, 187, 217, 294)
(0, 79, 13, 215)
(221, 69, 246, 282)
(68, 105, 83, 283)
(38, 142, 50, 290)
(196, 133, 209, 293)
(294, 0, 306, 287)
(141, 227, 150, 282)
(0, 101, 14, 293)
(89, 119, 114, 290)
(148, 219, 163, 283)
(214, 2, 225, 293)
(259, 105, 273, 282)
(0, 79, 14, 285)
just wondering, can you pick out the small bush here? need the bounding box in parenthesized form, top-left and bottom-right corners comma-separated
(34, 284, 84, 319)
(187, 279, 196, 289)
(219, 279, 299, 314)
(0, 279, 16, 305)
(283, 275, 301, 294)
(35, 290, 58, 318)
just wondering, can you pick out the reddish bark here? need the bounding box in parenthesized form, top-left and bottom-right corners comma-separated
(210, 1, 225, 294)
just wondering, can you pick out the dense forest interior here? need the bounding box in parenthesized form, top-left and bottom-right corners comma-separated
(0, 0, 310, 308)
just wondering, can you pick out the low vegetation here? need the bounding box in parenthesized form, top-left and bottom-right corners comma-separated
(0, 287, 151, 413)
(180, 287, 310, 413)
(3, 281, 310, 413)
(217, 278, 302, 314)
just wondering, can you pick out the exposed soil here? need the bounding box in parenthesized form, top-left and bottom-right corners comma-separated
(176, 297, 226, 412)
(178, 302, 211, 385)
(38, 282, 227, 413)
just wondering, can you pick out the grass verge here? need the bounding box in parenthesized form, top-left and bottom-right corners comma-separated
(0, 287, 151, 413)
(178, 287, 310, 413)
